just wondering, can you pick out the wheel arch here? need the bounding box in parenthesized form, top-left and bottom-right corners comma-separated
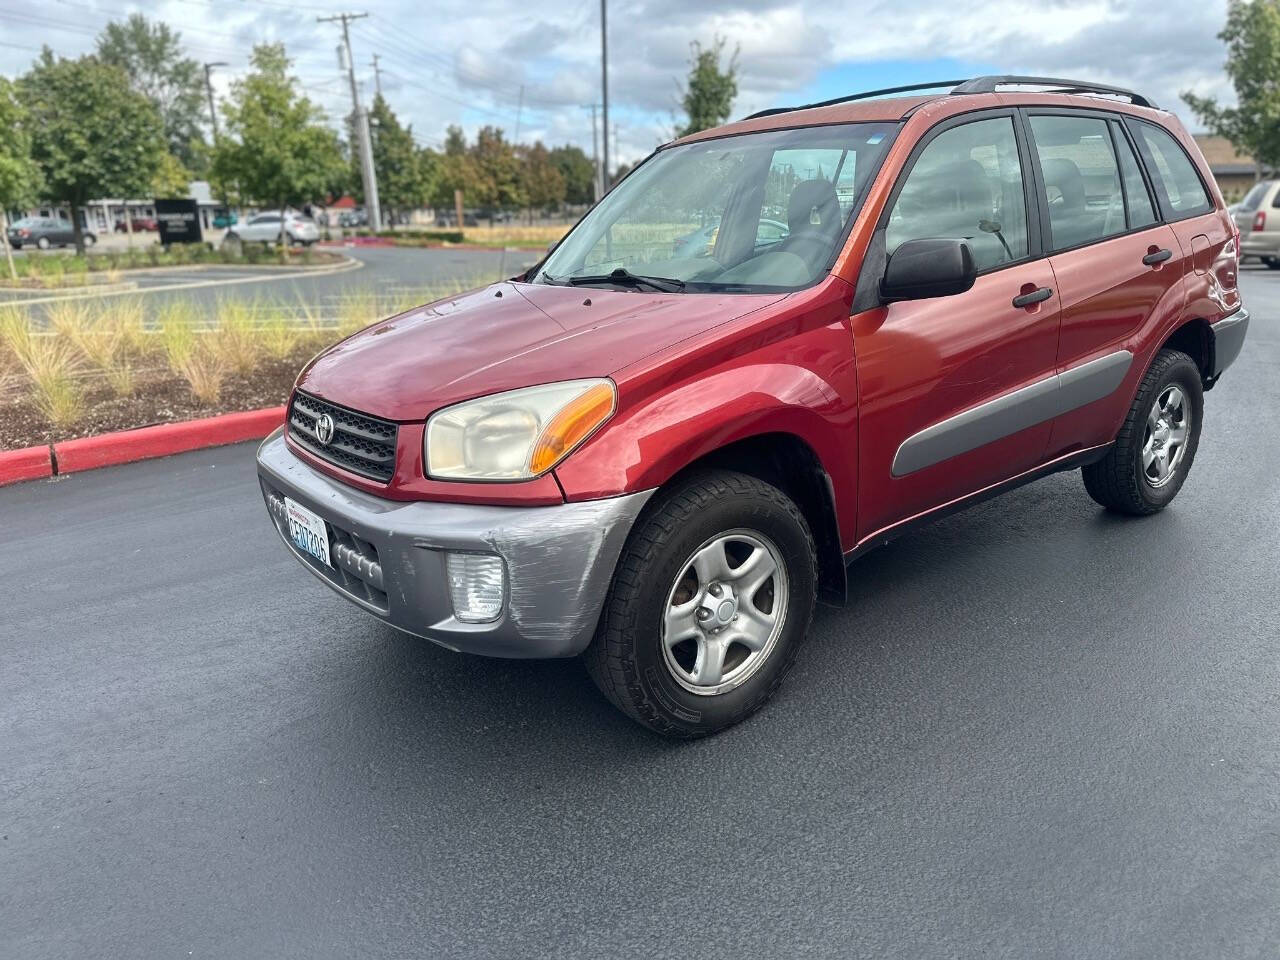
(648, 433, 848, 606)
(1159, 316, 1214, 388)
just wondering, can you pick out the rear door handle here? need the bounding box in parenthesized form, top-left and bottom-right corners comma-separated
(1012, 287, 1053, 308)
(1142, 248, 1173, 266)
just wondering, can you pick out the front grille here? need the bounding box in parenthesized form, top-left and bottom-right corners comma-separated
(289, 391, 398, 483)
(263, 484, 390, 612)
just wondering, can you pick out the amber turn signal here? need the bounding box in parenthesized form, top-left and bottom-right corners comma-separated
(528, 381, 616, 475)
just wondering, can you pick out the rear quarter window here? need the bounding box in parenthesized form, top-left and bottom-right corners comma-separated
(1132, 121, 1212, 217)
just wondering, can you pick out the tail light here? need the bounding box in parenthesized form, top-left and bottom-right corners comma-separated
(1253, 210, 1266, 232)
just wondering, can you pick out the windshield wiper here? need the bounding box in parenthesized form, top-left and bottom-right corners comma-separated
(556, 267, 686, 293)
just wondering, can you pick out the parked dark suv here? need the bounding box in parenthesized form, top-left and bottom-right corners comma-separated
(258, 76, 1247, 736)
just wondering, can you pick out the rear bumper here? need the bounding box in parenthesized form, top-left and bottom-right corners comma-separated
(1210, 306, 1250, 379)
(256, 429, 652, 658)
(1240, 232, 1280, 257)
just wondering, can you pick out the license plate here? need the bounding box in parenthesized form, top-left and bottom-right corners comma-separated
(285, 497, 331, 567)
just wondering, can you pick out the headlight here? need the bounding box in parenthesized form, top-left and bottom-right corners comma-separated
(425, 379, 616, 480)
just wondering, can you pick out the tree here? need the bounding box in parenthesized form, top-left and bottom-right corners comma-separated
(0, 77, 42, 279)
(20, 49, 164, 254)
(469, 126, 523, 212)
(429, 127, 480, 212)
(369, 94, 433, 220)
(549, 144, 596, 205)
(152, 153, 191, 198)
(676, 38, 739, 138)
(213, 44, 345, 246)
(96, 14, 208, 172)
(1183, 0, 1280, 173)
(518, 141, 566, 221)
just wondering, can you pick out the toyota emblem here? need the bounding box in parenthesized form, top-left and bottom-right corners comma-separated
(315, 413, 336, 446)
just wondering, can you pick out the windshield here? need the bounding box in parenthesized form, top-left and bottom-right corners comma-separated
(536, 122, 897, 292)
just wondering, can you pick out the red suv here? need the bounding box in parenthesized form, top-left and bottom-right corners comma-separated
(257, 76, 1248, 737)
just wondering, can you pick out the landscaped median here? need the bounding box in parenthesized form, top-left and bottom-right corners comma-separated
(0, 406, 286, 486)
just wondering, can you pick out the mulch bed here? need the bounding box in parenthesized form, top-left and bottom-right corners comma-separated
(0, 352, 309, 451)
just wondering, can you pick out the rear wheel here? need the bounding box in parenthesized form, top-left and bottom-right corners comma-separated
(1082, 348, 1203, 515)
(36, 236, 50, 250)
(1264, 256, 1280, 270)
(83, 233, 96, 248)
(585, 470, 817, 738)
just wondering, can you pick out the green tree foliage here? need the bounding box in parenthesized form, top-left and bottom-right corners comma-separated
(549, 144, 596, 205)
(20, 49, 165, 253)
(96, 14, 208, 172)
(0, 77, 43, 278)
(518, 142, 566, 218)
(469, 126, 524, 211)
(369, 94, 434, 218)
(677, 38, 739, 138)
(213, 44, 345, 243)
(152, 152, 191, 198)
(1183, 0, 1280, 171)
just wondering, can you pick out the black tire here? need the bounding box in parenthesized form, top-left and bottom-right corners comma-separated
(584, 470, 817, 738)
(36, 236, 50, 250)
(1082, 348, 1203, 515)
(83, 233, 96, 248)
(1265, 256, 1280, 270)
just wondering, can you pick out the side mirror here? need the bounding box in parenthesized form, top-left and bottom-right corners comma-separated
(881, 238, 976, 303)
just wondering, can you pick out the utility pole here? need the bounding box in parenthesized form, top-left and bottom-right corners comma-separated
(203, 61, 229, 223)
(600, 0, 609, 193)
(514, 84, 525, 145)
(582, 103, 601, 202)
(319, 12, 382, 231)
(370, 53, 382, 98)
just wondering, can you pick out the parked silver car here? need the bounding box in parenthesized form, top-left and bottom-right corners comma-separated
(1232, 179, 1280, 268)
(226, 212, 319, 247)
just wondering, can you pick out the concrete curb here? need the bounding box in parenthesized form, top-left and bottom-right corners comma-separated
(0, 405, 285, 488)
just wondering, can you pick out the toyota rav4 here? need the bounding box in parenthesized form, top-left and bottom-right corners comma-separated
(257, 75, 1249, 737)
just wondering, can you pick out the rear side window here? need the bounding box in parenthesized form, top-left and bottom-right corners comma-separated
(1111, 122, 1157, 229)
(1133, 122, 1212, 217)
(886, 116, 1029, 272)
(1029, 114, 1127, 249)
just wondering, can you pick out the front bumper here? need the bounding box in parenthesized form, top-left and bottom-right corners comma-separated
(1210, 305, 1250, 380)
(257, 429, 653, 658)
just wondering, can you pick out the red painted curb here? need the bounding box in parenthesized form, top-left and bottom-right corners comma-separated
(53, 406, 287, 475)
(0, 445, 54, 487)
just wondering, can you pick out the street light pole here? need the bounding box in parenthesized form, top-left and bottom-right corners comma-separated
(600, 0, 609, 193)
(318, 12, 382, 232)
(203, 61, 229, 223)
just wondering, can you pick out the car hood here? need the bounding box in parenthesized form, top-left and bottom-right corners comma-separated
(295, 281, 786, 421)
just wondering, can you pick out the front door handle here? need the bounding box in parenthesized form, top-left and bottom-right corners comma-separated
(1012, 286, 1053, 308)
(1142, 248, 1173, 266)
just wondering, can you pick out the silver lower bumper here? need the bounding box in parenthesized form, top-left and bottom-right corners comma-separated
(256, 429, 653, 658)
(1210, 305, 1249, 379)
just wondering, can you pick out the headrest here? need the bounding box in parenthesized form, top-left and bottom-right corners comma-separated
(787, 179, 841, 235)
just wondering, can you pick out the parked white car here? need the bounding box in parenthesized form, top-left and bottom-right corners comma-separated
(227, 212, 319, 247)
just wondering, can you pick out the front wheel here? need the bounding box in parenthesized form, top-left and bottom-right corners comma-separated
(1082, 348, 1203, 515)
(1265, 256, 1280, 271)
(83, 234, 96, 248)
(585, 470, 817, 738)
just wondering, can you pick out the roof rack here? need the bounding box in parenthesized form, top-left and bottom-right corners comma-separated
(742, 80, 967, 121)
(950, 75, 1157, 108)
(740, 74, 1156, 122)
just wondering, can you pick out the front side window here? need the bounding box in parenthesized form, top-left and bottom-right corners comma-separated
(536, 123, 896, 292)
(1134, 122, 1212, 216)
(885, 116, 1028, 272)
(1029, 114, 1127, 250)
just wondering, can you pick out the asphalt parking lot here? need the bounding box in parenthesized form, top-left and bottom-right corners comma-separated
(2, 269, 1277, 959)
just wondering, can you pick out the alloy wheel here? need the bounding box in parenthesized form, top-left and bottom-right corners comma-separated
(661, 529, 788, 696)
(1142, 384, 1191, 488)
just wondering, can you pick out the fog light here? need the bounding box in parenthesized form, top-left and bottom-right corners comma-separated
(446, 552, 506, 623)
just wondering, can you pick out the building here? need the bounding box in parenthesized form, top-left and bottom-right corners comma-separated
(18, 180, 232, 233)
(1192, 135, 1272, 200)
